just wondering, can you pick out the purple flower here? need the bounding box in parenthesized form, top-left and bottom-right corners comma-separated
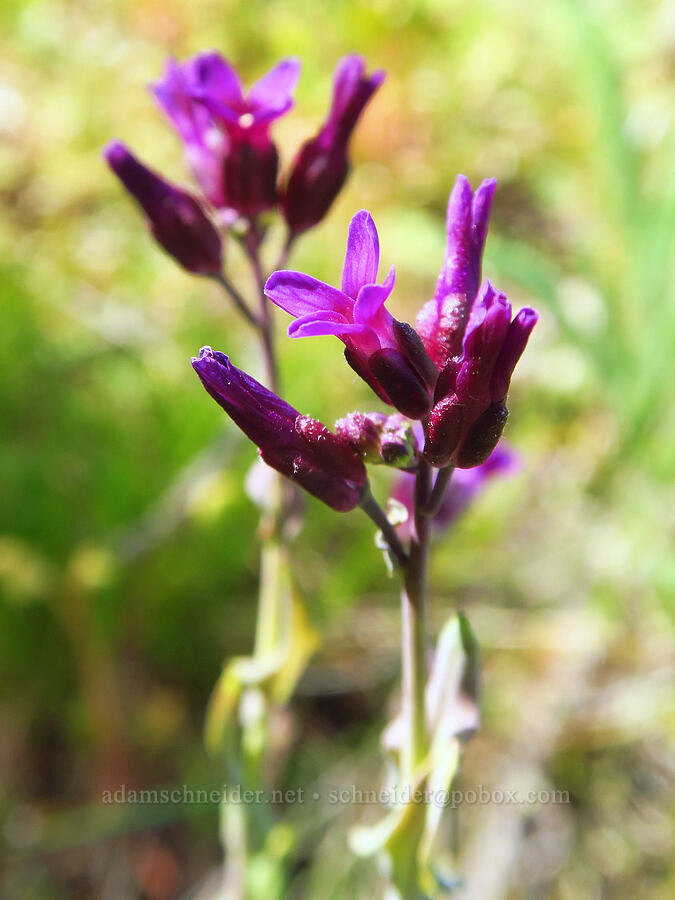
(282, 55, 384, 235)
(153, 53, 300, 218)
(415, 175, 497, 370)
(103, 141, 222, 277)
(265, 210, 437, 418)
(425, 281, 538, 468)
(152, 57, 228, 209)
(192, 347, 367, 512)
(392, 443, 519, 540)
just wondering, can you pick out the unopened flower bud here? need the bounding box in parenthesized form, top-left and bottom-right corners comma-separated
(455, 402, 508, 469)
(379, 415, 419, 469)
(425, 395, 464, 467)
(192, 347, 366, 511)
(336, 412, 419, 469)
(103, 141, 222, 276)
(368, 348, 434, 420)
(282, 55, 384, 235)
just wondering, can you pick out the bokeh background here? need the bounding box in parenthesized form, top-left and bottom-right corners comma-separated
(1, 0, 674, 897)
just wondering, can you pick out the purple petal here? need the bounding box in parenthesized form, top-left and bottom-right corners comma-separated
(152, 58, 213, 145)
(381, 263, 395, 294)
(472, 178, 497, 249)
(329, 55, 385, 142)
(265, 270, 352, 318)
(353, 267, 395, 324)
(248, 57, 300, 120)
(332, 55, 367, 119)
(462, 281, 511, 360)
(341, 210, 380, 299)
(192, 51, 243, 111)
(288, 312, 375, 342)
(490, 307, 538, 401)
(416, 175, 489, 369)
(441, 175, 476, 296)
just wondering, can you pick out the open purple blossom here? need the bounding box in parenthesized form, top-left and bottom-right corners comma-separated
(393, 443, 519, 541)
(191, 347, 367, 512)
(425, 281, 538, 468)
(265, 210, 437, 418)
(152, 57, 228, 209)
(154, 53, 300, 219)
(415, 175, 497, 370)
(282, 55, 384, 235)
(103, 141, 222, 276)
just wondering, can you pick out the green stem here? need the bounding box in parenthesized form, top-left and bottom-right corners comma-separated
(401, 460, 432, 781)
(213, 272, 260, 329)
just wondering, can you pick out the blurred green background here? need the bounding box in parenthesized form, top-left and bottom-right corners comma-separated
(1, 0, 674, 897)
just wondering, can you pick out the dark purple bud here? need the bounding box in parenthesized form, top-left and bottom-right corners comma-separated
(393, 321, 439, 392)
(454, 282, 511, 401)
(281, 55, 384, 235)
(103, 141, 222, 276)
(424, 395, 464, 467)
(281, 142, 349, 236)
(368, 348, 434, 420)
(294, 414, 368, 485)
(343, 347, 393, 405)
(455, 402, 508, 469)
(490, 307, 538, 402)
(222, 134, 279, 218)
(191, 347, 366, 511)
(434, 359, 460, 404)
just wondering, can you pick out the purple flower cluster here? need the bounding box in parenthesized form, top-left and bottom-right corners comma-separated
(104, 52, 383, 274)
(265, 176, 538, 470)
(193, 172, 536, 511)
(104, 52, 537, 516)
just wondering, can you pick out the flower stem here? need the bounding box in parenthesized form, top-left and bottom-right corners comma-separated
(213, 272, 260, 329)
(359, 488, 409, 568)
(245, 227, 278, 391)
(422, 465, 454, 518)
(401, 459, 432, 781)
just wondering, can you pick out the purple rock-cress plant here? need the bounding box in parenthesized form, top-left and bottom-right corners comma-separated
(104, 50, 537, 897)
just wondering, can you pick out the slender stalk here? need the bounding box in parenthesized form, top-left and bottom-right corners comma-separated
(422, 465, 454, 518)
(245, 228, 278, 391)
(213, 272, 260, 329)
(274, 232, 295, 271)
(400, 459, 432, 781)
(359, 488, 409, 568)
